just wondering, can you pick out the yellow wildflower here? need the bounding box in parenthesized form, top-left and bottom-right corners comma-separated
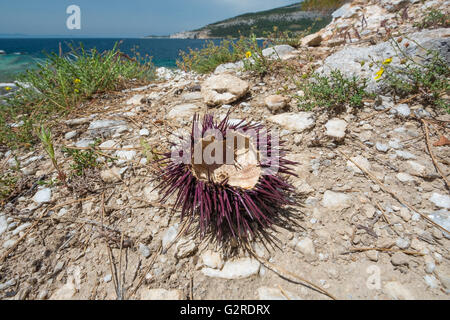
(74, 89, 80, 93)
(5, 86, 12, 91)
(382, 57, 392, 65)
(245, 51, 252, 59)
(74, 78, 81, 84)
(374, 67, 384, 80)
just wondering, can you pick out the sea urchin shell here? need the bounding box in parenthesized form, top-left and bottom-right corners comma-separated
(155, 113, 297, 245)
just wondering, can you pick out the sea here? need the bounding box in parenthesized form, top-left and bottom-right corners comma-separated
(0, 38, 223, 83)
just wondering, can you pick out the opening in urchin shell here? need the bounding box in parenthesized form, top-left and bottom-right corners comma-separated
(191, 131, 261, 190)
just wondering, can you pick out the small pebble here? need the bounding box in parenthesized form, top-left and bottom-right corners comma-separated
(424, 275, 438, 289)
(376, 142, 389, 153)
(396, 238, 410, 249)
(37, 289, 49, 300)
(103, 274, 112, 283)
(391, 252, 409, 266)
(139, 243, 151, 258)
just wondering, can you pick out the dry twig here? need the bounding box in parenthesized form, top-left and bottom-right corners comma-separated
(345, 247, 424, 256)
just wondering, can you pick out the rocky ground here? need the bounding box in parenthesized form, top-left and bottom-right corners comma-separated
(0, 0, 449, 300)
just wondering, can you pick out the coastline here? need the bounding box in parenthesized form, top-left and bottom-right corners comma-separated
(0, 38, 220, 83)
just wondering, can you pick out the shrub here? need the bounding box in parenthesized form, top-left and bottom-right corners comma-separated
(0, 42, 156, 148)
(296, 70, 372, 112)
(178, 34, 283, 76)
(240, 34, 274, 76)
(177, 39, 243, 74)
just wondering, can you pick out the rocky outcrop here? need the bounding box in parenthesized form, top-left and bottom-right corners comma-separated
(301, 33, 323, 47)
(317, 28, 450, 93)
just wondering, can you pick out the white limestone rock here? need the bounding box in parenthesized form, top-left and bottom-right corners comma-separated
(268, 112, 315, 132)
(201, 74, 249, 106)
(201, 257, 260, 279)
(325, 118, 347, 140)
(322, 191, 351, 209)
(140, 288, 184, 300)
(32, 188, 52, 204)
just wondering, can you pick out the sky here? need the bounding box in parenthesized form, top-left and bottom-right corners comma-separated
(0, 0, 299, 37)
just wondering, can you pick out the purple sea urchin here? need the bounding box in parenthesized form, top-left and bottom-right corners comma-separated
(155, 113, 298, 247)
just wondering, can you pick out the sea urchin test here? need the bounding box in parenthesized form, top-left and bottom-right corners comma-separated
(155, 113, 297, 245)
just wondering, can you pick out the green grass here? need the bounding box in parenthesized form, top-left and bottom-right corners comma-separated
(177, 39, 243, 74)
(296, 70, 372, 112)
(0, 42, 156, 149)
(177, 35, 273, 75)
(37, 125, 68, 185)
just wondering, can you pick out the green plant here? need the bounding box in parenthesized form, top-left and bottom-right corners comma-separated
(37, 178, 57, 187)
(264, 27, 304, 48)
(37, 125, 67, 186)
(296, 70, 372, 112)
(376, 37, 450, 113)
(414, 8, 450, 29)
(62, 140, 102, 177)
(240, 34, 274, 76)
(177, 34, 275, 75)
(140, 138, 163, 163)
(177, 39, 242, 74)
(0, 173, 18, 203)
(1, 42, 156, 149)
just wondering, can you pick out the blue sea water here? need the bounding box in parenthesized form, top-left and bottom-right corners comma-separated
(0, 38, 222, 82)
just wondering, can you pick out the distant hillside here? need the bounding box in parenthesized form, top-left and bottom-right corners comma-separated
(167, 0, 347, 39)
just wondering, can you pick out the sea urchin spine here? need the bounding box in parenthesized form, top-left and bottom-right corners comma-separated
(155, 113, 297, 245)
